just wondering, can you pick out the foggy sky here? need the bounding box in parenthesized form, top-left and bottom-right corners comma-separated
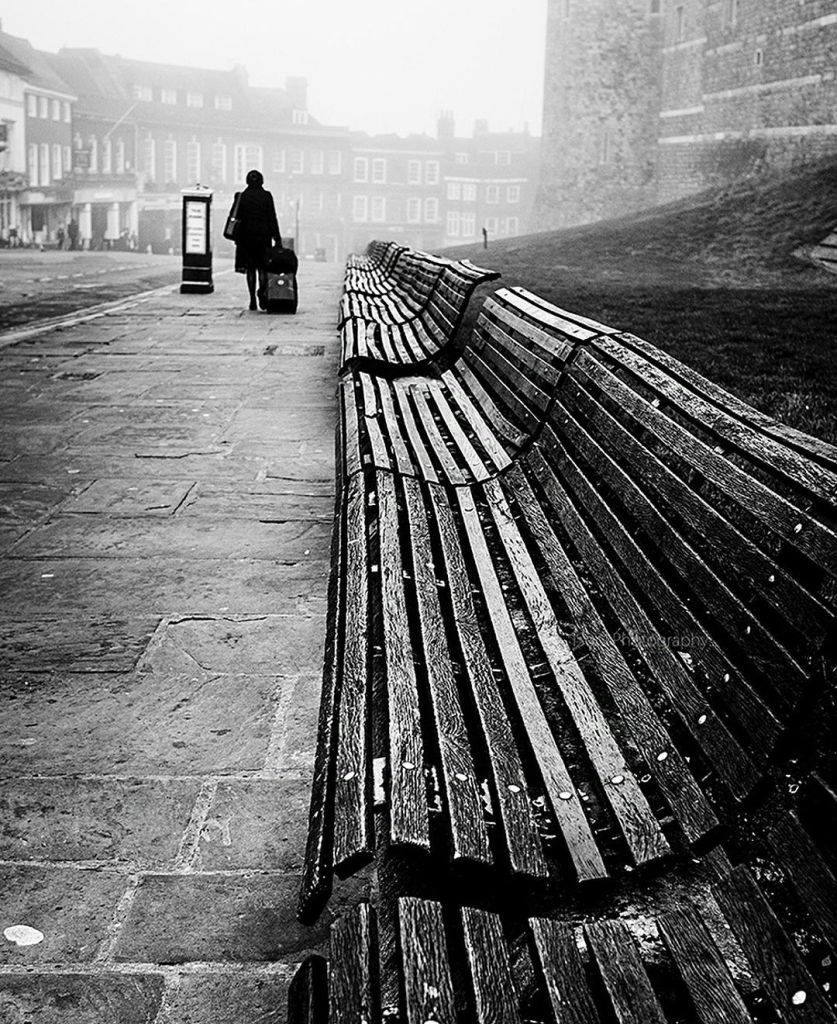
(0, 0, 547, 138)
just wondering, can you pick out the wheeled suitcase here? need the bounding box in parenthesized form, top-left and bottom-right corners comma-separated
(266, 270, 298, 313)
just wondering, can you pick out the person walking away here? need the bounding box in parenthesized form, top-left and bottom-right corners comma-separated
(56, 226, 65, 250)
(232, 169, 282, 311)
(67, 218, 79, 251)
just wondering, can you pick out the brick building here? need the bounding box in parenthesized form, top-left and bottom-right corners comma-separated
(536, 0, 837, 227)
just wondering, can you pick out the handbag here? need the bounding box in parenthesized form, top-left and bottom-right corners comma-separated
(264, 244, 298, 275)
(223, 192, 242, 241)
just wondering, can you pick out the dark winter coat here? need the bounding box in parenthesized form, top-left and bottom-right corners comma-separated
(233, 184, 281, 272)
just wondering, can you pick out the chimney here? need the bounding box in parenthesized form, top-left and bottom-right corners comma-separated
(474, 119, 489, 136)
(437, 109, 455, 139)
(232, 64, 249, 86)
(285, 76, 308, 111)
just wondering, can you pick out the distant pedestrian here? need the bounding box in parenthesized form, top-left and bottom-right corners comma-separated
(231, 169, 282, 311)
(482, 226, 489, 250)
(67, 218, 79, 251)
(56, 226, 65, 250)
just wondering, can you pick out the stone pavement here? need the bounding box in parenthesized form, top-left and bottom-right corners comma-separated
(0, 264, 364, 1023)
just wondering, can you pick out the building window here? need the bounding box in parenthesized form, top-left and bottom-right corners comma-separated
(164, 139, 177, 183)
(354, 157, 369, 182)
(723, 0, 738, 29)
(26, 94, 36, 117)
(425, 160, 439, 185)
(506, 185, 521, 203)
(495, 151, 511, 165)
(463, 183, 477, 202)
(51, 144, 62, 180)
(675, 5, 686, 42)
(115, 139, 125, 174)
(754, 48, 764, 66)
(102, 137, 112, 175)
(27, 143, 37, 184)
(454, 152, 468, 165)
(292, 109, 309, 125)
(187, 141, 201, 183)
(63, 145, 72, 175)
(486, 185, 499, 204)
(407, 197, 421, 223)
(599, 128, 613, 164)
(353, 195, 368, 221)
(290, 149, 304, 173)
(51, 99, 60, 121)
(407, 159, 421, 184)
(133, 84, 153, 102)
(371, 158, 386, 184)
(424, 197, 438, 222)
(144, 136, 156, 180)
(311, 150, 324, 174)
(161, 88, 177, 105)
(446, 182, 461, 200)
(215, 94, 232, 110)
(212, 142, 227, 182)
(234, 144, 262, 183)
(461, 212, 476, 237)
(506, 216, 519, 236)
(88, 136, 98, 175)
(63, 101, 71, 123)
(371, 196, 386, 222)
(39, 143, 50, 185)
(272, 147, 286, 174)
(485, 216, 498, 235)
(39, 96, 48, 119)
(328, 150, 342, 174)
(446, 211, 460, 236)
(186, 92, 204, 108)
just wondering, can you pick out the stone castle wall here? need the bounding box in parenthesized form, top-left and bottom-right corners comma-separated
(536, 0, 837, 227)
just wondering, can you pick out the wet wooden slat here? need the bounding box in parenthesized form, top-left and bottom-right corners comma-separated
(428, 484, 548, 880)
(377, 470, 430, 851)
(287, 955, 329, 1024)
(484, 478, 671, 867)
(359, 372, 391, 471)
(411, 385, 468, 486)
(330, 903, 380, 1024)
(508, 462, 722, 842)
(376, 380, 415, 477)
(333, 471, 373, 871)
(714, 866, 837, 1024)
(528, 917, 602, 1024)
(403, 475, 492, 866)
(393, 380, 439, 484)
(398, 898, 458, 1024)
(440, 369, 514, 473)
(454, 487, 607, 884)
(426, 387, 492, 483)
(585, 920, 668, 1024)
(657, 906, 753, 1024)
(461, 906, 522, 1024)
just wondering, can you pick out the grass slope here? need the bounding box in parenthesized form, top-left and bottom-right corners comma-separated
(442, 158, 837, 443)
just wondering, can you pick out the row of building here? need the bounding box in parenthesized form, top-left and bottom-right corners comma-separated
(0, 24, 538, 261)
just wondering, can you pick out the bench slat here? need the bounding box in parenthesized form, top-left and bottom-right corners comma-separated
(333, 472, 374, 872)
(398, 898, 457, 1024)
(461, 906, 522, 1024)
(528, 917, 602, 1024)
(594, 334, 837, 503)
(425, 386, 493, 483)
(378, 471, 430, 851)
(564, 365, 832, 646)
(484, 479, 671, 867)
(455, 360, 530, 450)
(537, 423, 784, 756)
(288, 955, 329, 1024)
(585, 919, 669, 1024)
(767, 810, 837, 954)
(714, 865, 837, 1024)
(509, 286, 617, 339)
(393, 381, 439, 484)
(549, 402, 807, 713)
(342, 379, 364, 479)
(573, 348, 837, 580)
(330, 903, 379, 1024)
(657, 906, 753, 1024)
(454, 488, 608, 884)
(507, 463, 723, 843)
(359, 373, 391, 471)
(440, 370, 514, 474)
(403, 475, 493, 867)
(428, 484, 549, 880)
(411, 385, 468, 486)
(376, 380, 416, 477)
(521, 449, 761, 803)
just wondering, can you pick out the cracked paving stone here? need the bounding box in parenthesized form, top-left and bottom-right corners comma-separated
(0, 974, 165, 1024)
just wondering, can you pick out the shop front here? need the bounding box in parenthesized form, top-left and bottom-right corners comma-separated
(70, 182, 138, 250)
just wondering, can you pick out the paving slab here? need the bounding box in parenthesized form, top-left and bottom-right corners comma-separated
(0, 265, 343, 1016)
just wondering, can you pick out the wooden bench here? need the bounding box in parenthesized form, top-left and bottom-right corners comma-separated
(300, 285, 837, 926)
(343, 240, 406, 295)
(339, 250, 500, 374)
